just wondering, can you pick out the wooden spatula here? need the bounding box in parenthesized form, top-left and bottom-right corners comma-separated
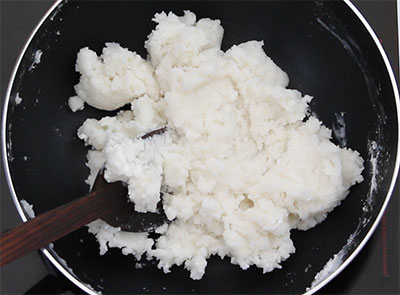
(0, 127, 168, 267)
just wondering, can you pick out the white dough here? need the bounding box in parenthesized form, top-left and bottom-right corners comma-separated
(20, 199, 35, 218)
(71, 11, 364, 280)
(71, 43, 159, 111)
(68, 95, 84, 112)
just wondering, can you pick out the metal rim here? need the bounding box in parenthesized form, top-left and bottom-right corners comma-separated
(1, 1, 399, 294)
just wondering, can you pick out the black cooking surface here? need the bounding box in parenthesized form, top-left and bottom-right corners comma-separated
(0, 1, 399, 294)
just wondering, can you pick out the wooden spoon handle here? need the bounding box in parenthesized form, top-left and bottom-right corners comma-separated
(0, 182, 124, 267)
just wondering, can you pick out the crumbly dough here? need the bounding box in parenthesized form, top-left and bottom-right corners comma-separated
(70, 11, 364, 280)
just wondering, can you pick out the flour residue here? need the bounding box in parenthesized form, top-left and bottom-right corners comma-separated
(6, 123, 13, 162)
(14, 93, 22, 105)
(332, 112, 347, 148)
(135, 262, 145, 269)
(366, 140, 379, 206)
(308, 253, 342, 289)
(307, 221, 362, 290)
(361, 138, 386, 217)
(49, 0, 68, 21)
(28, 50, 43, 71)
(304, 264, 312, 273)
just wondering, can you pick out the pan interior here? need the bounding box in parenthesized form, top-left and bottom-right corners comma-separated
(4, 1, 398, 294)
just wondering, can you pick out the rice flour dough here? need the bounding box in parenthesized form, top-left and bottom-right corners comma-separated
(69, 11, 364, 280)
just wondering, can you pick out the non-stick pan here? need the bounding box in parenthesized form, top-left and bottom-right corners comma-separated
(2, 1, 399, 294)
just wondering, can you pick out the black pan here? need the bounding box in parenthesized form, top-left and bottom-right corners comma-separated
(2, 1, 399, 294)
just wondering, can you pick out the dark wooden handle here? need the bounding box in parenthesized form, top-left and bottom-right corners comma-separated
(0, 182, 124, 266)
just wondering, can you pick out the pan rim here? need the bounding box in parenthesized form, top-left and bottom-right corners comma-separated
(303, 0, 400, 293)
(1, 1, 399, 294)
(0, 0, 95, 294)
